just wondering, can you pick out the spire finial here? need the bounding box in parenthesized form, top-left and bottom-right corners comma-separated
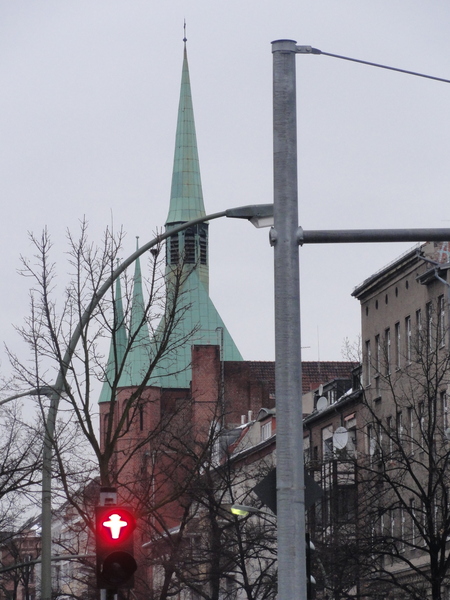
(183, 19, 187, 44)
(136, 236, 139, 251)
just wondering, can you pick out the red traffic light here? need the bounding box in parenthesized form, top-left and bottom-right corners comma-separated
(95, 506, 137, 590)
(96, 507, 136, 544)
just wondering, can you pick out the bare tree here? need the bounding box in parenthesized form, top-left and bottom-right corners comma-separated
(0, 401, 42, 533)
(141, 407, 277, 600)
(355, 310, 450, 600)
(4, 221, 197, 596)
(6, 222, 277, 600)
(0, 518, 40, 600)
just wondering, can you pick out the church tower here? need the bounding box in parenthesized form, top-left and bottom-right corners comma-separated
(149, 40, 242, 388)
(165, 41, 209, 292)
(99, 40, 242, 401)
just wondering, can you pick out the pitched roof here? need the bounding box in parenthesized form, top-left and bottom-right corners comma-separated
(241, 361, 357, 396)
(149, 268, 242, 388)
(301, 361, 357, 392)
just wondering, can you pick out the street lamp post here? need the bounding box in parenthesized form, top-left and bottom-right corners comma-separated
(35, 203, 273, 600)
(270, 38, 450, 600)
(271, 39, 306, 600)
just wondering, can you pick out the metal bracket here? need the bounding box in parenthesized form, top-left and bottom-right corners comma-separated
(269, 227, 278, 247)
(295, 46, 322, 55)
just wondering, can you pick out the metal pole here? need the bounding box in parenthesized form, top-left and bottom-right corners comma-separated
(0, 386, 57, 600)
(271, 39, 306, 600)
(41, 391, 59, 600)
(298, 227, 450, 245)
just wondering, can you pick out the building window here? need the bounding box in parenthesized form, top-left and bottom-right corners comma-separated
(410, 498, 416, 546)
(387, 416, 393, 455)
(418, 401, 425, 451)
(395, 322, 401, 370)
(374, 334, 380, 396)
(322, 425, 333, 460)
(405, 316, 412, 364)
(390, 508, 395, 541)
(347, 427, 357, 456)
(439, 295, 446, 347)
(426, 301, 433, 351)
(374, 334, 380, 374)
(199, 224, 208, 265)
(303, 435, 310, 464)
(139, 404, 144, 432)
(385, 328, 391, 375)
(416, 308, 422, 353)
(400, 506, 406, 550)
(397, 411, 403, 446)
(104, 413, 110, 445)
(365, 340, 371, 386)
(408, 407, 414, 454)
(367, 424, 377, 460)
(442, 391, 448, 431)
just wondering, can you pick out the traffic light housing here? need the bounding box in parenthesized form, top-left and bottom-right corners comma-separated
(95, 506, 137, 590)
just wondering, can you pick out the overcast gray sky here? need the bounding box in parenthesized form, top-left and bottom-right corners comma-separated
(1, 1, 450, 371)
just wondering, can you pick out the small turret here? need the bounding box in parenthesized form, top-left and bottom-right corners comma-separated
(98, 273, 129, 403)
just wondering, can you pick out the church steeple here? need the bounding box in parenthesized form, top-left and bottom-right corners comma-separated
(99, 39, 242, 398)
(119, 240, 153, 387)
(165, 42, 209, 292)
(98, 273, 129, 403)
(148, 40, 242, 389)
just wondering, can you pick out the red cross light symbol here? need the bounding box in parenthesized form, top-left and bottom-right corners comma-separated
(103, 513, 128, 539)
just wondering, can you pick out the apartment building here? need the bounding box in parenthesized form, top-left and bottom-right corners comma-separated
(305, 241, 450, 600)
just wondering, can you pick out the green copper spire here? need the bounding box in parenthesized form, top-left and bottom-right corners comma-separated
(99, 41, 242, 398)
(119, 240, 153, 387)
(98, 274, 129, 403)
(166, 43, 209, 291)
(151, 41, 242, 389)
(166, 45, 206, 226)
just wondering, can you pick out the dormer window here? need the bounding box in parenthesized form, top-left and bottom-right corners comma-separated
(261, 420, 272, 441)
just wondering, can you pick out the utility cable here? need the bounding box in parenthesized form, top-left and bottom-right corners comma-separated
(308, 47, 450, 84)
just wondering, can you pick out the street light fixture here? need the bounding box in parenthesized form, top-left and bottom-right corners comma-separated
(222, 504, 265, 517)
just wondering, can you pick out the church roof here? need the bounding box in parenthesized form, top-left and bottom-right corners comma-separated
(150, 43, 242, 388)
(148, 268, 242, 389)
